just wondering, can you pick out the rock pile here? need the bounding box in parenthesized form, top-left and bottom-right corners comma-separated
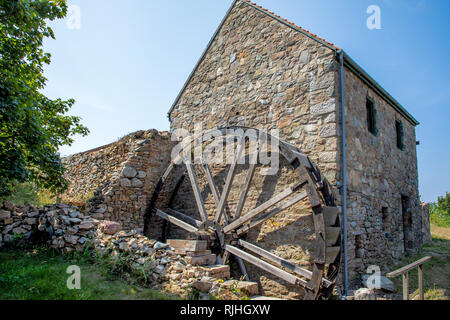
(0, 201, 258, 300)
(0, 202, 99, 252)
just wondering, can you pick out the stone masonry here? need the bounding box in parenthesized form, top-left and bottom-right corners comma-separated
(61, 130, 172, 231)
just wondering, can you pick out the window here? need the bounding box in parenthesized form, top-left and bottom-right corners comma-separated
(396, 120, 405, 150)
(382, 207, 390, 232)
(366, 97, 377, 135)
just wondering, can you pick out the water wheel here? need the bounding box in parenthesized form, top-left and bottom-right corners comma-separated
(144, 126, 341, 300)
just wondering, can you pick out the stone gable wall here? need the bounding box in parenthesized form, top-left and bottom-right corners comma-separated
(60, 130, 173, 231)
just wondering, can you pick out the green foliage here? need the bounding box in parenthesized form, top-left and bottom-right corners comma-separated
(0, 0, 89, 197)
(430, 192, 450, 227)
(0, 181, 56, 206)
(0, 246, 177, 300)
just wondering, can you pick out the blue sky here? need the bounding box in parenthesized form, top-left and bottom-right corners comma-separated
(42, 0, 450, 203)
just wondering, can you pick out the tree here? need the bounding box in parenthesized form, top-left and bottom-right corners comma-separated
(430, 192, 450, 227)
(0, 0, 88, 197)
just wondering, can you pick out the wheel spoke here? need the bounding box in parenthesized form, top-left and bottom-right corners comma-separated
(234, 143, 258, 220)
(185, 161, 209, 222)
(214, 136, 245, 224)
(155, 209, 199, 233)
(225, 244, 309, 288)
(236, 191, 308, 236)
(166, 208, 202, 228)
(238, 240, 333, 288)
(223, 186, 307, 234)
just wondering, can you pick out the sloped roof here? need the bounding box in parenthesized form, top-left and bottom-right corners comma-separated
(168, 0, 419, 126)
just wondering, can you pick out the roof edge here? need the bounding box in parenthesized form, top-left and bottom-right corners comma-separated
(167, 0, 420, 127)
(342, 52, 420, 126)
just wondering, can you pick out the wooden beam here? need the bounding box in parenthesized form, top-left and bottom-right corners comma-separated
(166, 208, 202, 228)
(225, 245, 309, 288)
(224, 187, 305, 234)
(215, 137, 245, 223)
(201, 161, 231, 223)
(236, 191, 308, 236)
(386, 256, 431, 278)
(238, 240, 333, 288)
(155, 209, 198, 234)
(325, 227, 341, 246)
(234, 143, 259, 220)
(185, 162, 209, 222)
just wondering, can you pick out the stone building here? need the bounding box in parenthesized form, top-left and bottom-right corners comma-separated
(168, 0, 426, 290)
(60, 0, 429, 299)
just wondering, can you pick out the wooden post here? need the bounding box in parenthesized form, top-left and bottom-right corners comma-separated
(418, 265, 424, 300)
(402, 272, 409, 300)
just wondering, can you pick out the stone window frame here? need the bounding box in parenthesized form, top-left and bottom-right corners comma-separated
(366, 96, 378, 136)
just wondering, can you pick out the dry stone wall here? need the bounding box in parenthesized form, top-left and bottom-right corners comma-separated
(61, 130, 173, 231)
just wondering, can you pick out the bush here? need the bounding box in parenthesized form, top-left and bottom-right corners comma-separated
(430, 192, 450, 227)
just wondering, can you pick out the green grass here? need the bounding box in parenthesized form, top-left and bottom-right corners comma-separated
(0, 246, 178, 300)
(389, 225, 450, 300)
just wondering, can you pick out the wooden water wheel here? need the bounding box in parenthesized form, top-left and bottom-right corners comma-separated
(144, 126, 341, 300)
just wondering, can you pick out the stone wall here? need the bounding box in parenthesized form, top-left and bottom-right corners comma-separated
(168, 0, 341, 299)
(343, 67, 423, 281)
(61, 130, 173, 231)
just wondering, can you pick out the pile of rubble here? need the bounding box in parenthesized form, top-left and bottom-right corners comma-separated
(0, 201, 259, 299)
(0, 202, 98, 252)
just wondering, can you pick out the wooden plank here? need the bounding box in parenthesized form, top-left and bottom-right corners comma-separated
(325, 227, 341, 246)
(166, 208, 202, 228)
(167, 239, 208, 252)
(156, 209, 199, 233)
(185, 162, 209, 222)
(238, 240, 333, 288)
(325, 246, 341, 264)
(214, 137, 245, 223)
(225, 245, 308, 288)
(237, 191, 308, 236)
(323, 206, 339, 226)
(386, 256, 431, 278)
(223, 186, 301, 234)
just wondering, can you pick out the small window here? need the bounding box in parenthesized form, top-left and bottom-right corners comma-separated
(396, 120, 405, 150)
(355, 235, 364, 258)
(366, 97, 377, 135)
(382, 207, 389, 232)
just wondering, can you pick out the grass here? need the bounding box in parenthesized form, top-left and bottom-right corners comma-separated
(0, 245, 178, 300)
(388, 224, 450, 300)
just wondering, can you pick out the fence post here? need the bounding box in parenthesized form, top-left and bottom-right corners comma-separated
(418, 265, 424, 300)
(402, 272, 409, 300)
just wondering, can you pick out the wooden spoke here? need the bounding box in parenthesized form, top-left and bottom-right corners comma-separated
(234, 143, 259, 220)
(236, 256, 250, 281)
(223, 187, 306, 234)
(166, 208, 202, 228)
(185, 162, 209, 222)
(201, 160, 231, 223)
(238, 240, 333, 288)
(214, 136, 246, 223)
(225, 244, 309, 288)
(236, 191, 308, 236)
(155, 209, 198, 234)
